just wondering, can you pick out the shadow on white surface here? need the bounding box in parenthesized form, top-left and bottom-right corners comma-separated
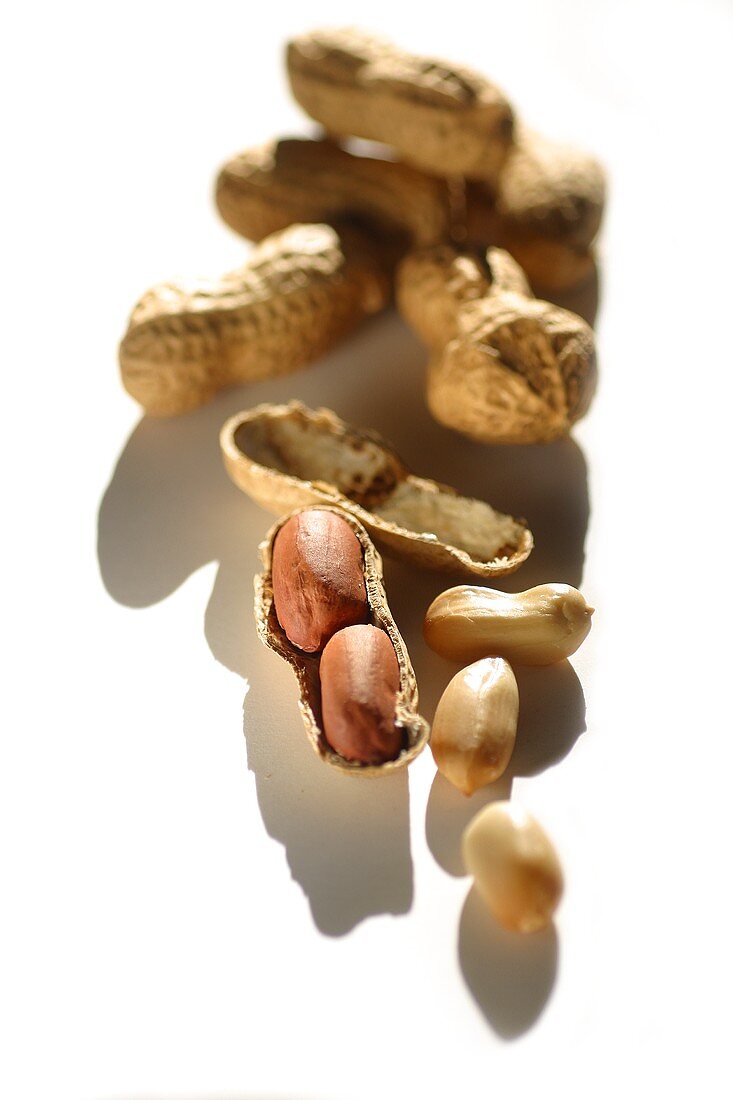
(459, 887, 559, 1039)
(98, 314, 426, 937)
(97, 306, 591, 940)
(425, 773, 514, 878)
(239, 675, 413, 936)
(511, 661, 587, 776)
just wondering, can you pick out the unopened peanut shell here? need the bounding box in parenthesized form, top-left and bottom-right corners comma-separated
(464, 127, 605, 293)
(398, 244, 597, 444)
(119, 223, 388, 417)
(216, 137, 451, 249)
(286, 28, 514, 183)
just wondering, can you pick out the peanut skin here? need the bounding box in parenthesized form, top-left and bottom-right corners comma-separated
(320, 624, 403, 764)
(272, 511, 368, 653)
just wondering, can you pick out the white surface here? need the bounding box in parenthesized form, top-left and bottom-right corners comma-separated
(2, 1, 733, 1097)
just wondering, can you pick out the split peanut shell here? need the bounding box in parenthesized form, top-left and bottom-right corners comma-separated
(221, 402, 533, 578)
(256, 505, 429, 775)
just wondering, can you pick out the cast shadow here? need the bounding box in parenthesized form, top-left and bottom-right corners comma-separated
(98, 313, 423, 937)
(459, 887, 559, 1039)
(425, 772, 514, 877)
(510, 661, 587, 778)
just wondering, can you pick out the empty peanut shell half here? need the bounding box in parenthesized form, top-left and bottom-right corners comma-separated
(119, 223, 389, 417)
(256, 505, 429, 775)
(221, 402, 533, 578)
(216, 138, 451, 249)
(286, 28, 514, 183)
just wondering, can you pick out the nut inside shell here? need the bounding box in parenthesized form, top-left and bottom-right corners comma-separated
(221, 402, 533, 578)
(255, 504, 430, 775)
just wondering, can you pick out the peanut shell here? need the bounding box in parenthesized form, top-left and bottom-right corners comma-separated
(119, 223, 389, 417)
(256, 505, 429, 775)
(221, 401, 533, 579)
(286, 28, 514, 183)
(216, 138, 451, 249)
(464, 129, 605, 293)
(397, 245, 597, 444)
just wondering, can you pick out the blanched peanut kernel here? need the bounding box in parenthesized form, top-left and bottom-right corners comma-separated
(424, 582, 593, 666)
(431, 658, 518, 796)
(462, 801, 563, 933)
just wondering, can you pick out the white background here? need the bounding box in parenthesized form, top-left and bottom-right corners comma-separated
(2, 1, 732, 1097)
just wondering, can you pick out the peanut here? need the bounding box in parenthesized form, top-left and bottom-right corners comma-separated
(424, 583, 594, 666)
(431, 658, 518, 796)
(286, 29, 514, 183)
(216, 138, 451, 249)
(397, 243, 597, 444)
(256, 506, 429, 774)
(271, 510, 368, 653)
(462, 801, 563, 933)
(464, 128, 605, 292)
(119, 223, 388, 417)
(394, 243, 530, 350)
(320, 624, 403, 765)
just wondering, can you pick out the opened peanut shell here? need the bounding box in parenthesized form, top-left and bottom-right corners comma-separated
(221, 402, 533, 578)
(256, 504, 429, 775)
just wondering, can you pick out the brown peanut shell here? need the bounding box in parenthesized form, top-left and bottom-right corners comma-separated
(216, 138, 451, 249)
(256, 505, 429, 775)
(221, 401, 532, 578)
(464, 129, 605, 293)
(119, 223, 389, 417)
(490, 128, 605, 249)
(397, 245, 597, 444)
(286, 28, 514, 183)
(396, 244, 531, 350)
